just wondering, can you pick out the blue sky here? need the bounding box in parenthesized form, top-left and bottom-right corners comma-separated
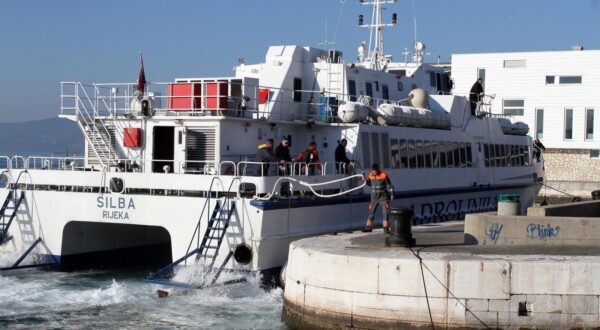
(1, 0, 599, 122)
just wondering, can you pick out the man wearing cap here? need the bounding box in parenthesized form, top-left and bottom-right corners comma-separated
(362, 163, 394, 233)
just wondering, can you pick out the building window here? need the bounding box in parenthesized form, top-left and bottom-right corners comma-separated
(564, 108, 573, 140)
(591, 150, 600, 159)
(559, 76, 582, 84)
(503, 59, 526, 68)
(293, 78, 302, 102)
(348, 80, 357, 101)
(535, 109, 544, 139)
(503, 99, 525, 116)
(545, 76, 555, 84)
(586, 108, 594, 140)
(477, 68, 486, 90)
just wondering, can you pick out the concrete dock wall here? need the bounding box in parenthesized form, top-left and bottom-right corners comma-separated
(283, 233, 600, 329)
(465, 212, 600, 246)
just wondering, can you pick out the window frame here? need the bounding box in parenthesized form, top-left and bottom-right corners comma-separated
(585, 108, 594, 141)
(502, 99, 525, 116)
(564, 108, 574, 140)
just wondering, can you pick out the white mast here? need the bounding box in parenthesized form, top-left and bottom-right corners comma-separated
(358, 0, 397, 70)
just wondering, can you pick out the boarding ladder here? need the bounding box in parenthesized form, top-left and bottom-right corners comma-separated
(145, 178, 242, 289)
(327, 60, 345, 97)
(0, 189, 25, 245)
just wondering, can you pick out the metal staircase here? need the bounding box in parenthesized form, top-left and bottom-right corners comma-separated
(326, 61, 345, 98)
(0, 189, 25, 245)
(82, 119, 116, 166)
(144, 177, 243, 290)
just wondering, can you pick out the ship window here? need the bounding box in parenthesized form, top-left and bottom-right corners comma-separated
(452, 143, 460, 167)
(484, 144, 490, 167)
(348, 80, 357, 101)
(524, 146, 531, 166)
(400, 139, 409, 169)
(511, 145, 518, 166)
(423, 140, 432, 168)
(293, 78, 302, 102)
(565, 108, 573, 140)
(371, 133, 381, 167)
(503, 144, 510, 167)
(439, 141, 447, 168)
(519, 146, 526, 166)
(382, 84, 389, 101)
(503, 99, 524, 116)
(458, 143, 465, 168)
(586, 108, 594, 140)
(466, 143, 472, 167)
(429, 71, 437, 87)
(431, 141, 440, 168)
(381, 133, 390, 168)
(494, 144, 501, 167)
(559, 76, 582, 84)
(416, 140, 424, 168)
(361, 132, 371, 168)
(391, 139, 399, 169)
(407, 140, 417, 168)
(365, 82, 373, 98)
(445, 142, 454, 168)
(374, 81, 380, 92)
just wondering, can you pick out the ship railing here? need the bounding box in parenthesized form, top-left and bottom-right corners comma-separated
(27, 156, 87, 171)
(61, 80, 411, 124)
(10, 156, 26, 170)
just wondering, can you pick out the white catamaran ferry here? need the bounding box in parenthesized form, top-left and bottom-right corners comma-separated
(0, 1, 542, 284)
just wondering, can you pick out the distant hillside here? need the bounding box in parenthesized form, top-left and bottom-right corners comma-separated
(0, 118, 84, 156)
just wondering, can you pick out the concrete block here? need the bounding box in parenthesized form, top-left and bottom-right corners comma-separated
(465, 299, 489, 312)
(377, 257, 448, 298)
(352, 292, 448, 325)
(283, 278, 305, 308)
(464, 311, 497, 328)
(567, 313, 600, 328)
(448, 260, 510, 299)
(526, 294, 562, 313)
(304, 285, 352, 316)
(488, 295, 525, 313)
(285, 243, 310, 283)
(447, 298, 467, 325)
(511, 261, 600, 295)
(310, 252, 379, 293)
(562, 295, 599, 315)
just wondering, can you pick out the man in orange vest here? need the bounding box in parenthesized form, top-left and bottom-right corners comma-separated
(362, 163, 394, 233)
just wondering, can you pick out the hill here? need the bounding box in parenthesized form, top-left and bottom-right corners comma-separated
(0, 118, 84, 156)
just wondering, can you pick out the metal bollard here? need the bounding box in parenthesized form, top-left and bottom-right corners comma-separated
(592, 190, 600, 201)
(385, 208, 416, 247)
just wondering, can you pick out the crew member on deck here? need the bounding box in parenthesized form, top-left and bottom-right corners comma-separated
(274, 137, 292, 175)
(335, 139, 352, 174)
(297, 142, 321, 175)
(362, 163, 394, 234)
(256, 138, 275, 176)
(469, 78, 484, 116)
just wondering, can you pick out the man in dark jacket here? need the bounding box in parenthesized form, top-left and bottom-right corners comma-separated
(335, 139, 351, 174)
(362, 163, 394, 233)
(274, 137, 292, 196)
(469, 78, 484, 115)
(256, 138, 275, 176)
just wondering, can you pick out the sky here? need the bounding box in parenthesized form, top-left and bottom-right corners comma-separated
(0, 0, 599, 122)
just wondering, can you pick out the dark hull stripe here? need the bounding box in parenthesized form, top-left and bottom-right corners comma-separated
(250, 182, 539, 210)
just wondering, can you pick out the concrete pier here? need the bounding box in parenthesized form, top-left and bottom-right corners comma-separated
(282, 221, 600, 329)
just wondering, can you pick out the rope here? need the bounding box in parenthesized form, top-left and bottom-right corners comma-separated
(541, 182, 578, 198)
(253, 174, 366, 201)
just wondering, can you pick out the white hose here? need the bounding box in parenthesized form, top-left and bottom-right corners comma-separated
(254, 174, 367, 201)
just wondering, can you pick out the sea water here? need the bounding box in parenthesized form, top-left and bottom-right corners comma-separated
(0, 255, 286, 329)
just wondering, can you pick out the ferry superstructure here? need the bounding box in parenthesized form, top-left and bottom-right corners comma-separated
(0, 1, 543, 280)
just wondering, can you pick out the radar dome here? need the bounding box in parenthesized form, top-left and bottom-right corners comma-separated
(409, 88, 428, 108)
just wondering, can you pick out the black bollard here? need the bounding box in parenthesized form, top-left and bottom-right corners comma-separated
(592, 190, 600, 201)
(386, 208, 416, 247)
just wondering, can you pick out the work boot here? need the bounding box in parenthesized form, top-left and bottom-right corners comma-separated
(383, 227, 391, 234)
(361, 226, 372, 233)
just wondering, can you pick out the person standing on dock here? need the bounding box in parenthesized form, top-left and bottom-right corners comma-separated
(362, 163, 394, 233)
(469, 78, 484, 115)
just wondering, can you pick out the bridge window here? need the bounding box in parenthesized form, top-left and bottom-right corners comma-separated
(293, 78, 302, 102)
(348, 80, 357, 101)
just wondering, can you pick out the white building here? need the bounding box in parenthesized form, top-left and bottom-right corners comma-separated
(451, 48, 600, 193)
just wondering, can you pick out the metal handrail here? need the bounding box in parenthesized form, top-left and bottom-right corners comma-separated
(0, 156, 10, 170)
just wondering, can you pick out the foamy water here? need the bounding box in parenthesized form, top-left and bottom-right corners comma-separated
(0, 259, 286, 329)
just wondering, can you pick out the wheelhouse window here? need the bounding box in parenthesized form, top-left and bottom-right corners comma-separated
(586, 108, 594, 140)
(564, 108, 573, 140)
(348, 79, 357, 101)
(382, 84, 389, 101)
(503, 99, 524, 116)
(365, 82, 373, 98)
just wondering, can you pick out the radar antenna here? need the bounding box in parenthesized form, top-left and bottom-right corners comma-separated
(357, 0, 398, 71)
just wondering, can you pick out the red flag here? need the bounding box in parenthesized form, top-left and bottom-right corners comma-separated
(137, 52, 146, 95)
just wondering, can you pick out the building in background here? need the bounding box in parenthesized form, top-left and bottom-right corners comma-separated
(451, 47, 600, 194)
